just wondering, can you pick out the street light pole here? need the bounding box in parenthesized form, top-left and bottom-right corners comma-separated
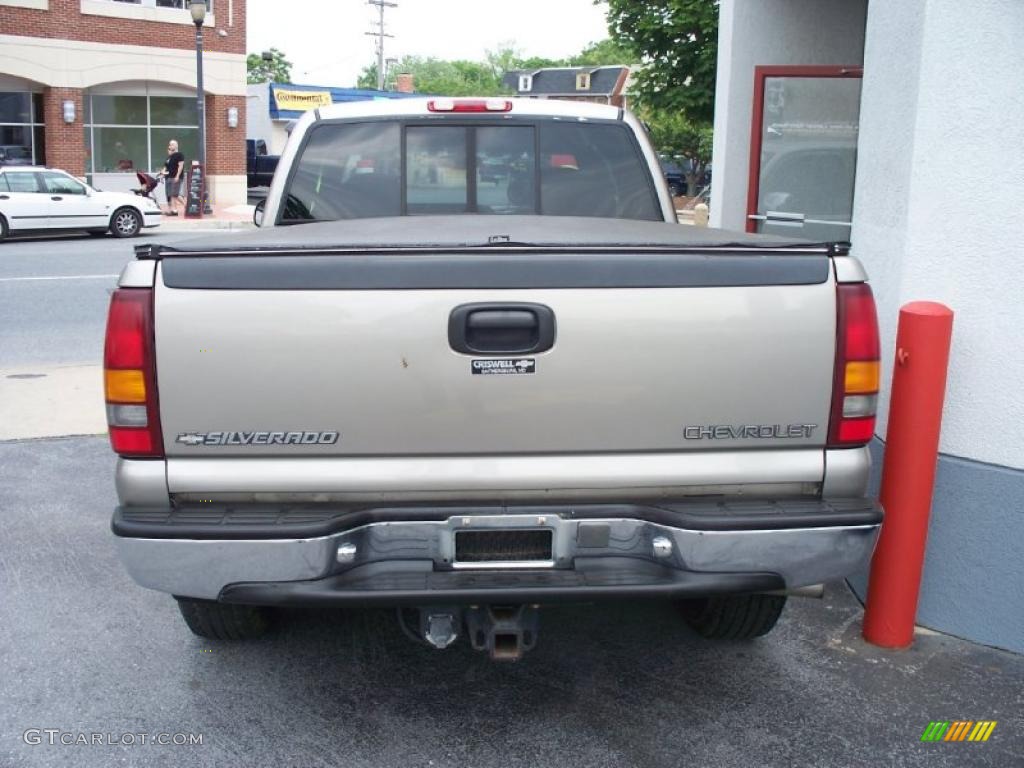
(190, 1, 212, 213)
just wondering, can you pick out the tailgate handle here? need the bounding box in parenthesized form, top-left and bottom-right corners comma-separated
(449, 303, 556, 354)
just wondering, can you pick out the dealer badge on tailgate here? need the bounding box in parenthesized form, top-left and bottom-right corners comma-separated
(471, 358, 536, 376)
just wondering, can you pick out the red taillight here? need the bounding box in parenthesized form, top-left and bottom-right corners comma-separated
(828, 283, 880, 447)
(427, 98, 512, 113)
(104, 288, 163, 458)
(843, 286, 880, 360)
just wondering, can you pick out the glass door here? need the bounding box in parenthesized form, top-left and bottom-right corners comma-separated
(746, 66, 862, 241)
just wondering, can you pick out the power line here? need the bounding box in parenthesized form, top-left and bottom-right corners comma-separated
(366, 0, 398, 91)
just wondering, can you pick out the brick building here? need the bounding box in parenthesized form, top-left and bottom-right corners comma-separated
(0, 0, 247, 206)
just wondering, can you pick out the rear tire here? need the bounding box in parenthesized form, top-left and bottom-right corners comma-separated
(668, 182, 685, 197)
(175, 597, 271, 640)
(677, 594, 786, 639)
(110, 207, 142, 238)
(0, 214, 8, 241)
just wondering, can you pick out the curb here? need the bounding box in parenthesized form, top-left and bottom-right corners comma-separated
(158, 220, 255, 231)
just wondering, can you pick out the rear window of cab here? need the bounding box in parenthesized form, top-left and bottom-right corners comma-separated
(279, 119, 661, 223)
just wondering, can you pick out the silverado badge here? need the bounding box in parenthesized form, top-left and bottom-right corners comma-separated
(175, 431, 339, 446)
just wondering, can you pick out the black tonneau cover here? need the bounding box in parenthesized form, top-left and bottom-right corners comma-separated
(148, 216, 840, 290)
(140, 215, 843, 257)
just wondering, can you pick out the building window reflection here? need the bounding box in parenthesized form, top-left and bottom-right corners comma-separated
(83, 89, 198, 176)
(0, 92, 45, 166)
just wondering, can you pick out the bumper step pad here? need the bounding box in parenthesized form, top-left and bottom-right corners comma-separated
(219, 558, 783, 606)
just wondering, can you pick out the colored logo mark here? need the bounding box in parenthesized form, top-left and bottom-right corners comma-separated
(921, 721, 997, 742)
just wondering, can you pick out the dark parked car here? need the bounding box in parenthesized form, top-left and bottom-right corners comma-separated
(246, 139, 280, 188)
(658, 154, 711, 197)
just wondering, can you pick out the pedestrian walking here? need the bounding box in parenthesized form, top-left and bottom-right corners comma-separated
(159, 140, 185, 216)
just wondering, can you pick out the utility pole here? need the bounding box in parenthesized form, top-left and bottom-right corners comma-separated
(365, 0, 397, 90)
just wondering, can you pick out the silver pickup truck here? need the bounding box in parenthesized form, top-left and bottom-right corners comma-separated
(105, 98, 882, 659)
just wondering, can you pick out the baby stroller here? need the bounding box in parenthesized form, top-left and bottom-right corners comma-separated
(132, 171, 160, 200)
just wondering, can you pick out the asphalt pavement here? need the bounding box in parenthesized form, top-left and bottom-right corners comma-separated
(1, 436, 1022, 768)
(0, 231, 233, 440)
(0, 230, 1021, 767)
(0, 231, 228, 367)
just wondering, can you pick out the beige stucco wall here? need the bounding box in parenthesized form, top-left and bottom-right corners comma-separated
(0, 34, 245, 95)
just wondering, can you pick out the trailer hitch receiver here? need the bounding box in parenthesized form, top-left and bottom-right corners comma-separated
(465, 604, 540, 661)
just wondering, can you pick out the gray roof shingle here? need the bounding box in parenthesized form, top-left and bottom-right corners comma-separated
(503, 67, 629, 96)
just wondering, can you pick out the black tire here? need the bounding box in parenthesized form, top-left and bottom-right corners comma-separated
(677, 594, 786, 640)
(0, 214, 8, 241)
(175, 597, 271, 640)
(110, 207, 142, 238)
(668, 182, 685, 197)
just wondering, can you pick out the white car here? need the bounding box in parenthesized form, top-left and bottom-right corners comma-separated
(0, 166, 161, 240)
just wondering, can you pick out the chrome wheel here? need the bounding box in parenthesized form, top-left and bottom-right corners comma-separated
(112, 209, 141, 237)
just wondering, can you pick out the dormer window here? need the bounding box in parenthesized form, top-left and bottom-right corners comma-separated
(518, 75, 533, 92)
(575, 72, 591, 90)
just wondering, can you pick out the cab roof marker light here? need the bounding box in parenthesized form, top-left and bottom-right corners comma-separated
(485, 98, 513, 112)
(428, 98, 455, 112)
(427, 99, 512, 113)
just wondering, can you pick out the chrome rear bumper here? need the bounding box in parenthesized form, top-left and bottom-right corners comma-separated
(113, 500, 881, 602)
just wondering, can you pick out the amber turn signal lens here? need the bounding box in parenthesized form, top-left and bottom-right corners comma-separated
(105, 369, 146, 403)
(845, 361, 879, 394)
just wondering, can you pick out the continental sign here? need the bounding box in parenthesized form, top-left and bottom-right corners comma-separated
(273, 88, 333, 112)
(920, 721, 997, 742)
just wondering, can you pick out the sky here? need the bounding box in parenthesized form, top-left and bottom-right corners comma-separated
(246, 0, 611, 88)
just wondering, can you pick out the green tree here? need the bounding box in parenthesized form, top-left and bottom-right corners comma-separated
(570, 38, 636, 66)
(357, 55, 505, 95)
(484, 44, 567, 87)
(604, 0, 719, 122)
(644, 109, 712, 195)
(355, 38, 639, 96)
(246, 48, 292, 84)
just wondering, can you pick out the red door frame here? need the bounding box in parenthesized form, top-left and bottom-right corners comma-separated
(745, 65, 864, 233)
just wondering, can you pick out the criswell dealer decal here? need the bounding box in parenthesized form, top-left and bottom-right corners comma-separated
(471, 358, 536, 375)
(176, 431, 339, 447)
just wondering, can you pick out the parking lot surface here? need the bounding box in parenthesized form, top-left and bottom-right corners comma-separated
(1, 436, 1021, 768)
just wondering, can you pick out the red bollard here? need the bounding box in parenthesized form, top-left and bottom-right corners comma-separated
(863, 301, 954, 648)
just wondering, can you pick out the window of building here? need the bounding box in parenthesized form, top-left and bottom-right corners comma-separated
(101, 0, 214, 10)
(518, 75, 533, 92)
(83, 89, 198, 176)
(0, 92, 45, 165)
(575, 72, 591, 90)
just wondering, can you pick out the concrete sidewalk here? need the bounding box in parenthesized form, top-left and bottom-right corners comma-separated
(0, 364, 105, 440)
(157, 203, 255, 231)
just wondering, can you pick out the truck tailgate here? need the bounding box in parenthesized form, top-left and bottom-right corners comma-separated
(153, 233, 836, 460)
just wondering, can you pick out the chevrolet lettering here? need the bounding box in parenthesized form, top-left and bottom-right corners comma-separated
(683, 424, 818, 440)
(105, 97, 883, 660)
